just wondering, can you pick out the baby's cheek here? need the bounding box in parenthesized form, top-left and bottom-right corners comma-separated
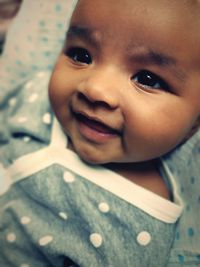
(124, 121, 180, 160)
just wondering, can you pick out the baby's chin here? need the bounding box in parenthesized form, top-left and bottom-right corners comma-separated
(67, 140, 105, 165)
(77, 149, 110, 166)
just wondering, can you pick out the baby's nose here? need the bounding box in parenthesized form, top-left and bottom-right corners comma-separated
(77, 67, 122, 109)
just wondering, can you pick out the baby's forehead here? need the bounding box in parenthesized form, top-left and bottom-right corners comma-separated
(71, 0, 200, 46)
(74, 0, 200, 18)
(73, 0, 199, 27)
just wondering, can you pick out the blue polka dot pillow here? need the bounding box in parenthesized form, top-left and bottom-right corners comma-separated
(0, 0, 77, 105)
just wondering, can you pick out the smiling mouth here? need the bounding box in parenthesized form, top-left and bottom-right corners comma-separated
(75, 112, 119, 134)
(72, 110, 121, 143)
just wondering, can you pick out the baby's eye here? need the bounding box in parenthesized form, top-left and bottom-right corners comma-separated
(66, 47, 92, 64)
(132, 70, 169, 91)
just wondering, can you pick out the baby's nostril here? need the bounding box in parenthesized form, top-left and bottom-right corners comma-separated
(77, 92, 113, 110)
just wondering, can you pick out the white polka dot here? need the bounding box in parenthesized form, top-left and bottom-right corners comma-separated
(25, 81, 33, 89)
(59, 212, 68, 220)
(8, 97, 17, 106)
(17, 116, 27, 123)
(20, 264, 30, 267)
(20, 216, 31, 225)
(37, 71, 45, 78)
(137, 231, 151, 246)
(23, 136, 31, 143)
(63, 171, 75, 183)
(6, 232, 16, 243)
(90, 233, 103, 248)
(39, 235, 53, 246)
(43, 113, 51, 124)
(98, 202, 110, 213)
(28, 93, 38, 103)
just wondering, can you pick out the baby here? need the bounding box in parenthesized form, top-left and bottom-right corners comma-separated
(0, 0, 200, 266)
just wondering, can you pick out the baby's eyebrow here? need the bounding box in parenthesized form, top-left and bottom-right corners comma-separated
(66, 25, 100, 47)
(128, 49, 186, 82)
(131, 50, 175, 66)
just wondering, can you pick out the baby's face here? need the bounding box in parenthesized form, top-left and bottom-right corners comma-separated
(49, 0, 200, 164)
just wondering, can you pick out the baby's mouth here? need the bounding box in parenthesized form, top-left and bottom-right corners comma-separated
(74, 112, 120, 136)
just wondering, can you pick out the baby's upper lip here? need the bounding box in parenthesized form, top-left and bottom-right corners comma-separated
(72, 109, 122, 135)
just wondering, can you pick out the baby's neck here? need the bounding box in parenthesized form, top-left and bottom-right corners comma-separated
(67, 140, 170, 200)
(104, 160, 170, 200)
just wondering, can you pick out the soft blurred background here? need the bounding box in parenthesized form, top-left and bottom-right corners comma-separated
(0, 0, 22, 54)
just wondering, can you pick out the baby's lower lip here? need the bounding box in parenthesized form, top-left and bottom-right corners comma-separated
(75, 113, 119, 142)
